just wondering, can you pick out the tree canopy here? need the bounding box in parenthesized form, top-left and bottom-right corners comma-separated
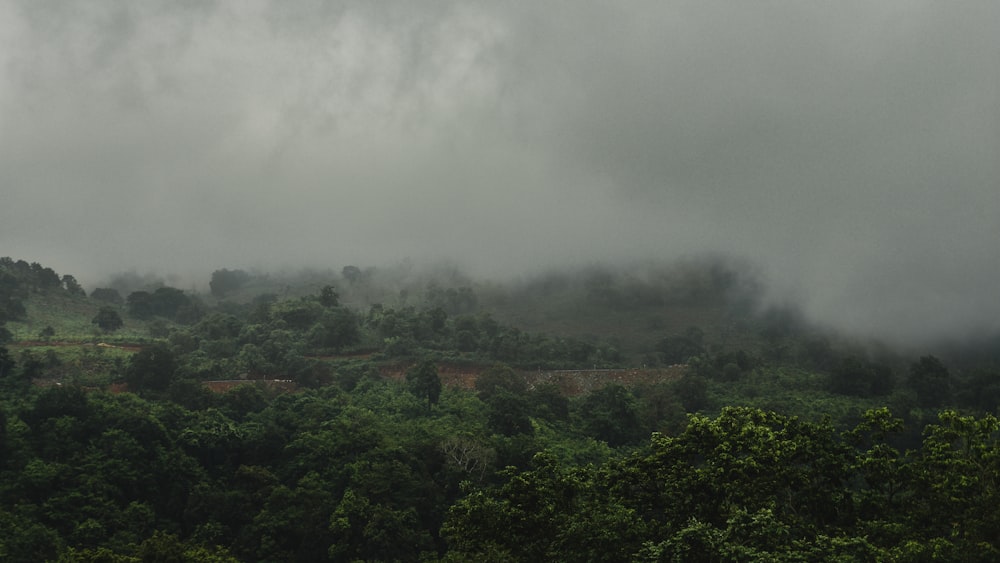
(92, 306, 124, 333)
(406, 360, 442, 410)
(4, 256, 1000, 561)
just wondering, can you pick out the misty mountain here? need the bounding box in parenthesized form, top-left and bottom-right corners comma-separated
(1, 1, 997, 350)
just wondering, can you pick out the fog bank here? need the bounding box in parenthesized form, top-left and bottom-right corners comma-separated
(2, 1, 997, 347)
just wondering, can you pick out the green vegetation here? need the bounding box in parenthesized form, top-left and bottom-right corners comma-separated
(445, 407, 1000, 561)
(92, 307, 124, 333)
(2, 256, 1000, 561)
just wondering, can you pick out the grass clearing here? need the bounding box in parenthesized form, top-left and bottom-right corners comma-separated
(7, 292, 154, 343)
(8, 341, 136, 387)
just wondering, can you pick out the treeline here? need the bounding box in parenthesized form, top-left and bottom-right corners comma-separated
(6, 287, 624, 393)
(0, 257, 85, 327)
(4, 258, 1000, 429)
(147, 287, 622, 386)
(448, 406, 1000, 561)
(0, 361, 637, 561)
(4, 257, 1000, 560)
(2, 255, 624, 378)
(3, 379, 1000, 560)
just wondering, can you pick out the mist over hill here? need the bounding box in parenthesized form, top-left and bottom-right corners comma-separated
(67, 254, 997, 368)
(5, 253, 1000, 559)
(2, 1, 997, 349)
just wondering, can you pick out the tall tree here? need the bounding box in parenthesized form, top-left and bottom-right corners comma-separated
(908, 356, 952, 408)
(126, 291, 155, 319)
(92, 307, 124, 333)
(90, 287, 124, 305)
(341, 265, 362, 285)
(319, 285, 340, 308)
(125, 343, 178, 393)
(209, 268, 251, 297)
(406, 360, 442, 411)
(577, 384, 645, 446)
(61, 275, 85, 297)
(0, 345, 15, 381)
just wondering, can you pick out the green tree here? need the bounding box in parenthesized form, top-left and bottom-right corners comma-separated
(146, 319, 170, 338)
(342, 265, 362, 285)
(38, 325, 56, 341)
(30, 262, 62, 290)
(0, 345, 15, 381)
(0, 510, 61, 562)
(406, 360, 442, 411)
(193, 313, 243, 341)
(486, 390, 534, 436)
(606, 407, 862, 559)
(125, 343, 178, 393)
(958, 367, 1000, 413)
(426, 307, 448, 333)
(576, 385, 645, 447)
(209, 268, 251, 297)
(135, 531, 239, 562)
(475, 364, 527, 400)
(443, 452, 644, 562)
(319, 285, 339, 308)
(829, 356, 872, 397)
(329, 486, 435, 562)
(828, 356, 895, 398)
(18, 349, 44, 381)
(454, 329, 478, 352)
(475, 365, 532, 435)
(92, 307, 124, 333)
(306, 308, 360, 352)
(127, 287, 195, 321)
(126, 291, 155, 319)
(90, 287, 124, 305)
(61, 275, 86, 297)
(150, 287, 194, 320)
(673, 372, 708, 412)
(908, 355, 951, 408)
(656, 327, 705, 365)
(273, 300, 323, 330)
(529, 383, 570, 422)
(906, 410, 1000, 557)
(844, 407, 909, 544)
(2, 295, 27, 321)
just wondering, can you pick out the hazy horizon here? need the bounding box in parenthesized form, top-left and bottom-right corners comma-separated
(2, 1, 997, 347)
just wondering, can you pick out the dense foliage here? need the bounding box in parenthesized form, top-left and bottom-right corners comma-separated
(2, 257, 1000, 561)
(3, 383, 1000, 561)
(446, 407, 1000, 561)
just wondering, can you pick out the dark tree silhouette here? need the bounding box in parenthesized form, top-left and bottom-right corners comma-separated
(406, 360, 442, 410)
(92, 307, 124, 333)
(91, 287, 124, 305)
(210, 268, 251, 297)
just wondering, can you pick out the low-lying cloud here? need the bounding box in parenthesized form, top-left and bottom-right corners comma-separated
(2, 1, 997, 347)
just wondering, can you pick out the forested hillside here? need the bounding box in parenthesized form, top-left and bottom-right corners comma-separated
(2, 257, 1000, 561)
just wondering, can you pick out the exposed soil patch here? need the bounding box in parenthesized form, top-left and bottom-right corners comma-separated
(11, 340, 143, 352)
(202, 379, 298, 393)
(306, 352, 375, 361)
(525, 366, 687, 396)
(380, 362, 687, 396)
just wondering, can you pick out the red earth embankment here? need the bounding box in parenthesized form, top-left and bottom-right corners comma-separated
(380, 363, 687, 397)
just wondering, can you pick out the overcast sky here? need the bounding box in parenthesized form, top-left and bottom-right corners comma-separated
(1, 1, 997, 346)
